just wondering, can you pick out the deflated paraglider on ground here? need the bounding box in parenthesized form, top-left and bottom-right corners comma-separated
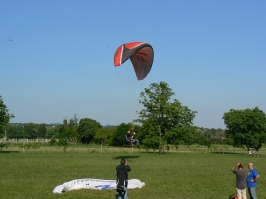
(114, 42, 154, 80)
(53, 178, 145, 193)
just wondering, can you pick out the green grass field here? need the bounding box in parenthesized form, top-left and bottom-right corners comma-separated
(0, 145, 265, 199)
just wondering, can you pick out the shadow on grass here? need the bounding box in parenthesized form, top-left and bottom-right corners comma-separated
(0, 150, 19, 153)
(211, 151, 248, 155)
(114, 155, 140, 159)
(211, 151, 262, 156)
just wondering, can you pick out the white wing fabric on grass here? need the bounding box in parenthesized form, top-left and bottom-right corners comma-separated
(53, 178, 145, 193)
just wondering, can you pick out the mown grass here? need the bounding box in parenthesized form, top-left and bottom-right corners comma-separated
(0, 146, 265, 199)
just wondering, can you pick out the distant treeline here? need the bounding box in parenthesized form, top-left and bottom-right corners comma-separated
(2, 120, 226, 147)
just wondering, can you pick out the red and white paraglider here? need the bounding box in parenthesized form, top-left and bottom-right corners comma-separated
(114, 42, 154, 80)
(114, 42, 154, 146)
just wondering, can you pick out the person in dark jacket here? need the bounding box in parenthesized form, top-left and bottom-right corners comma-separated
(231, 162, 246, 199)
(116, 159, 131, 199)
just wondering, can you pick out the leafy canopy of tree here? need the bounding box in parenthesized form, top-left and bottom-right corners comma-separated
(24, 123, 37, 139)
(195, 128, 225, 145)
(77, 118, 102, 144)
(37, 123, 47, 138)
(0, 95, 14, 136)
(94, 127, 116, 146)
(57, 115, 79, 139)
(223, 107, 266, 151)
(137, 81, 197, 149)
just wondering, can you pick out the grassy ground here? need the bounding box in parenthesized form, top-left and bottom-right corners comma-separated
(0, 145, 265, 199)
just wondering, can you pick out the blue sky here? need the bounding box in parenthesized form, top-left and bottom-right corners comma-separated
(1, 0, 265, 128)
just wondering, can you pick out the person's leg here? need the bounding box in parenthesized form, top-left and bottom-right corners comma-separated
(248, 187, 257, 199)
(241, 188, 247, 199)
(236, 188, 241, 199)
(117, 192, 122, 199)
(123, 188, 128, 199)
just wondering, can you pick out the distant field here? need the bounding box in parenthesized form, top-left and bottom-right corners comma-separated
(1, 145, 265, 199)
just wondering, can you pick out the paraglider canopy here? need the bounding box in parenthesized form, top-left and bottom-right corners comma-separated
(114, 42, 154, 80)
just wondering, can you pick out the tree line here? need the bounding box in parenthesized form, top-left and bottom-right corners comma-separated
(5, 120, 226, 148)
(1, 81, 266, 151)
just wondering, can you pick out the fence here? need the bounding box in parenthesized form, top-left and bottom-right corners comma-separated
(0, 138, 51, 143)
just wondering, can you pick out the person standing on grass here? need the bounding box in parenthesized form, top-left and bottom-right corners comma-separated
(246, 162, 259, 199)
(231, 162, 246, 199)
(251, 149, 255, 157)
(116, 159, 131, 199)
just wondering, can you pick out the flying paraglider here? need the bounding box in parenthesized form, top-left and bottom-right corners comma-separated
(125, 131, 140, 147)
(114, 42, 154, 80)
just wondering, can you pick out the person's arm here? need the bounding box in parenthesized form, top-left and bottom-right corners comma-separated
(250, 176, 259, 182)
(125, 161, 131, 172)
(126, 165, 131, 172)
(250, 171, 260, 182)
(231, 163, 239, 171)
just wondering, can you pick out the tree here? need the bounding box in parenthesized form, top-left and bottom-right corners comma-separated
(6, 124, 27, 139)
(77, 118, 102, 144)
(37, 123, 47, 138)
(46, 125, 59, 139)
(111, 123, 131, 147)
(94, 127, 115, 150)
(49, 138, 68, 152)
(0, 95, 14, 136)
(56, 115, 79, 139)
(223, 107, 266, 151)
(137, 82, 197, 149)
(0, 142, 9, 151)
(68, 114, 79, 127)
(24, 123, 37, 139)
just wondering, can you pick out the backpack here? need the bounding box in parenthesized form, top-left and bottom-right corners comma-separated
(116, 178, 127, 192)
(116, 164, 129, 192)
(228, 193, 241, 199)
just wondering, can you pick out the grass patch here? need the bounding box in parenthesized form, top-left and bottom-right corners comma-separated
(0, 146, 265, 199)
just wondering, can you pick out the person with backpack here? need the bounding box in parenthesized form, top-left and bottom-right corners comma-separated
(116, 159, 131, 199)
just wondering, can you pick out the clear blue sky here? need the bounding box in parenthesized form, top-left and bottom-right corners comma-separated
(1, 0, 265, 128)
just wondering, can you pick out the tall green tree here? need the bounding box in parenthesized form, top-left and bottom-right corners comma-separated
(77, 118, 102, 144)
(0, 95, 14, 136)
(223, 107, 266, 151)
(137, 82, 197, 149)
